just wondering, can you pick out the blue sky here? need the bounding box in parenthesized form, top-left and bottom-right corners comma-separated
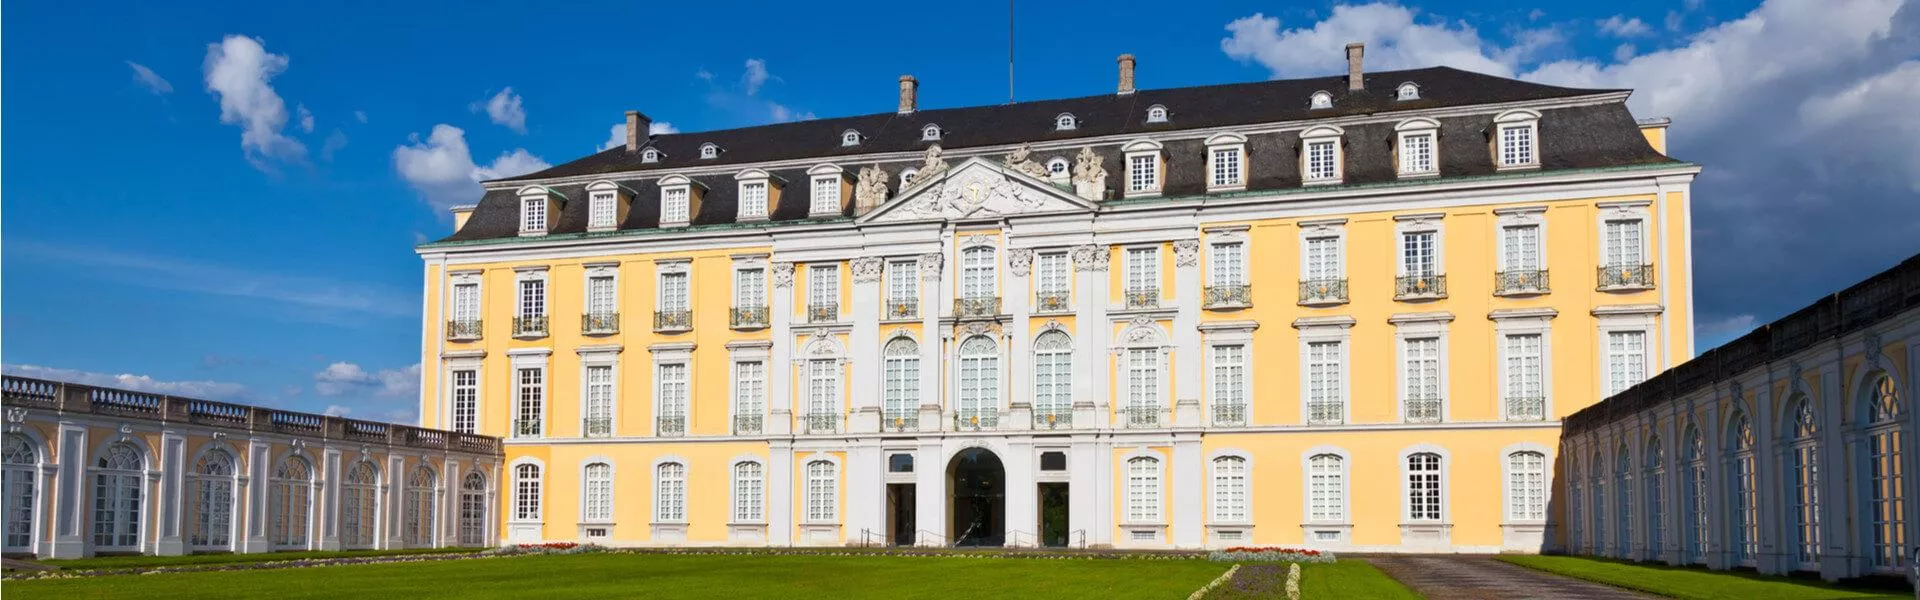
(4, 0, 1915, 422)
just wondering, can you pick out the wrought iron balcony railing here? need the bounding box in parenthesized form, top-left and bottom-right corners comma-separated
(1203, 284, 1252, 309)
(1033, 407, 1073, 429)
(1298, 278, 1349, 305)
(883, 409, 918, 432)
(582, 417, 613, 438)
(581, 312, 619, 335)
(512, 315, 548, 338)
(808, 303, 839, 323)
(1211, 403, 1248, 426)
(1124, 288, 1160, 309)
(1598, 264, 1655, 290)
(654, 310, 693, 332)
(885, 300, 918, 320)
(1034, 291, 1071, 312)
(656, 415, 686, 437)
(730, 306, 768, 329)
(954, 296, 1001, 319)
(802, 412, 840, 434)
(1394, 274, 1448, 300)
(513, 418, 542, 438)
(1119, 406, 1161, 428)
(732, 413, 763, 435)
(1305, 401, 1345, 425)
(1403, 396, 1444, 423)
(1495, 269, 1551, 295)
(445, 319, 483, 341)
(1505, 397, 1547, 421)
(953, 409, 999, 431)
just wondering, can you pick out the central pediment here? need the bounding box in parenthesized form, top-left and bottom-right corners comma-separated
(859, 157, 1097, 223)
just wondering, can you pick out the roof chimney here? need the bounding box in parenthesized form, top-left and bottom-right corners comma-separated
(898, 75, 918, 114)
(1346, 42, 1365, 92)
(1117, 54, 1137, 95)
(624, 110, 651, 152)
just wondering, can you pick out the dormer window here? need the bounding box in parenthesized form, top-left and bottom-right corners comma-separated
(899, 168, 919, 187)
(1204, 133, 1247, 192)
(642, 147, 662, 163)
(517, 187, 552, 235)
(1145, 105, 1169, 123)
(1394, 118, 1440, 178)
(1299, 125, 1344, 185)
(1396, 82, 1421, 101)
(734, 169, 776, 221)
(1055, 113, 1078, 131)
(921, 124, 942, 141)
(585, 181, 625, 232)
(1122, 139, 1164, 198)
(807, 164, 844, 217)
(658, 175, 694, 227)
(1494, 109, 1542, 169)
(1309, 91, 1333, 110)
(699, 143, 719, 159)
(1046, 157, 1069, 177)
(841, 130, 862, 147)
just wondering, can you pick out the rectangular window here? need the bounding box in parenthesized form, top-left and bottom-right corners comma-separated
(1407, 453, 1443, 521)
(805, 462, 837, 522)
(1606, 331, 1647, 397)
(1400, 132, 1434, 175)
(657, 271, 688, 313)
(1035, 252, 1068, 299)
(1401, 231, 1437, 277)
(1126, 247, 1158, 293)
(452, 282, 479, 323)
(583, 463, 611, 522)
(734, 361, 765, 418)
(1308, 454, 1344, 522)
(886, 260, 917, 308)
(1503, 334, 1545, 420)
(451, 370, 477, 434)
(1403, 337, 1442, 422)
(515, 368, 543, 437)
(1128, 154, 1158, 193)
(1211, 345, 1246, 423)
(589, 191, 617, 229)
(739, 181, 768, 219)
(961, 247, 996, 299)
(513, 465, 541, 521)
(1500, 125, 1535, 166)
(518, 279, 545, 318)
(811, 176, 840, 215)
(1604, 220, 1644, 267)
(807, 359, 839, 418)
(520, 198, 546, 233)
(656, 464, 685, 522)
(584, 365, 613, 436)
(1502, 225, 1541, 271)
(1211, 458, 1248, 522)
(1508, 452, 1546, 521)
(735, 268, 764, 308)
(586, 275, 615, 317)
(657, 363, 688, 433)
(1127, 348, 1159, 417)
(1304, 236, 1341, 281)
(661, 187, 689, 224)
(733, 463, 764, 522)
(1127, 459, 1162, 522)
(1306, 341, 1343, 424)
(1210, 147, 1242, 188)
(1306, 140, 1338, 182)
(1209, 242, 1245, 286)
(808, 265, 837, 308)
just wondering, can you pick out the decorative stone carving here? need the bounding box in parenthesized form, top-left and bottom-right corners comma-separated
(962, 234, 995, 248)
(1006, 248, 1034, 276)
(851, 257, 883, 283)
(1863, 330, 1883, 364)
(855, 165, 890, 211)
(1003, 144, 1051, 179)
(4, 408, 24, 433)
(907, 145, 949, 187)
(771, 262, 795, 288)
(1071, 147, 1107, 201)
(1173, 239, 1201, 267)
(960, 321, 999, 337)
(1071, 244, 1109, 272)
(1788, 360, 1804, 384)
(918, 252, 944, 281)
(886, 163, 1061, 222)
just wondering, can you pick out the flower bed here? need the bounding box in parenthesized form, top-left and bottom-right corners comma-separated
(1206, 547, 1333, 563)
(486, 543, 606, 556)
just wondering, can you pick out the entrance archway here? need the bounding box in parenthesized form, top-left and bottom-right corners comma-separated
(948, 448, 1005, 547)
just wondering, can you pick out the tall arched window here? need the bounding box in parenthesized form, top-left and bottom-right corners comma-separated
(1567, 457, 1583, 551)
(957, 335, 999, 428)
(92, 442, 144, 550)
(404, 466, 437, 546)
(1787, 397, 1821, 567)
(4, 434, 40, 553)
(1307, 454, 1345, 523)
(1033, 331, 1073, 426)
(1683, 424, 1708, 564)
(733, 461, 764, 523)
(513, 463, 543, 522)
(1407, 452, 1444, 522)
(458, 471, 487, 546)
(187, 449, 235, 550)
(656, 462, 686, 523)
(1588, 449, 1605, 554)
(804, 460, 836, 522)
(882, 338, 920, 429)
(1643, 435, 1666, 560)
(1863, 372, 1906, 571)
(341, 461, 378, 548)
(1210, 456, 1248, 523)
(961, 246, 996, 300)
(583, 462, 612, 524)
(270, 456, 313, 549)
(1726, 411, 1756, 566)
(1615, 444, 1633, 557)
(1126, 456, 1162, 523)
(1506, 451, 1545, 522)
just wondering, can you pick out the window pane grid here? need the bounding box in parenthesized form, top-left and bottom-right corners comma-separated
(1211, 148, 1242, 187)
(1401, 133, 1434, 174)
(1407, 453, 1442, 521)
(1306, 141, 1337, 181)
(1128, 155, 1157, 192)
(1308, 454, 1345, 522)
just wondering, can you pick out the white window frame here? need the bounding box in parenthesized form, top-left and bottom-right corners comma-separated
(885, 259, 919, 319)
(580, 460, 614, 524)
(658, 175, 694, 227)
(699, 143, 719, 159)
(641, 147, 661, 163)
(1491, 309, 1554, 421)
(1596, 201, 1652, 268)
(1394, 118, 1439, 178)
(513, 267, 549, 338)
(509, 459, 544, 524)
(806, 165, 844, 218)
(840, 130, 861, 147)
(1054, 113, 1077, 131)
(582, 263, 619, 323)
(1031, 330, 1073, 417)
(1400, 446, 1450, 524)
(1122, 139, 1163, 197)
(1493, 207, 1548, 281)
(882, 336, 921, 424)
(1301, 447, 1352, 539)
(1294, 316, 1353, 425)
(585, 181, 621, 232)
(734, 169, 775, 221)
(653, 460, 687, 523)
(651, 343, 694, 436)
(1045, 157, 1069, 180)
(733, 257, 768, 313)
(1145, 104, 1169, 123)
(579, 349, 619, 438)
(1204, 327, 1253, 426)
(1309, 90, 1332, 109)
(806, 263, 839, 318)
(802, 456, 840, 524)
(1124, 245, 1159, 297)
(1494, 109, 1541, 169)
(1034, 251, 1070, 309)
(1394, 213, 1445, 279)
(921, 124, 941, 141)
(960, 244, 997, 300)
(1396, 82, 1420, 101)
(731, 459, 765, 524)
(1297, 218, 1347, 304)
(517, 186, 551, 236)
(656, 260, 691, 316)
(509, 349, 550, 438)
(1208, 452, 1251, 525)
(1123, 452, 1163, 524)
(1204, 133, 1247, 192)
(1391, 313, 1452, 423)
(727, 341, 771, 434)
(447, 361, 480, 435)
(954, 335, 1001, 424)
(1300, 125, 1344, 185)
(447, 270, 482, 335)
(1502, 446, 1550, 523)
(1116, 322, 1171, 425)
(1206, 234, 1248, 287)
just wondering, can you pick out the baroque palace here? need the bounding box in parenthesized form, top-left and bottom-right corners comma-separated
(414, 44, 1698, 552)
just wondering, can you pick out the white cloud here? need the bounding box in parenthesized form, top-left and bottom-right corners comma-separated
(393, 124, 550, 211)
(652, 121, 678, 135)
(296, 104, 314, 133)
(321, 129, 348, 161)
(701, 60, 814, 125)
(324, 405, 352, 417)
(1221, 6, 1534, 78)
(313, 362, 420, 398)
(3, 364, 250, 401)
(770, 103, 815, 123)
(10, 240, 416, 320)
(354, 110, 368, 123)
(1598, 15, 1651, 37)
(126, 61, 172, 94)
(474, 87, 528, 134)
(742, 58, 771, 96)
(1613, 43, 1637, 62)
(202, 35, 305, 168)
(598, 121, 679, 152)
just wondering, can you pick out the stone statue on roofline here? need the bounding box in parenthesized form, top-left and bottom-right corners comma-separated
(854, 164, 889, 213)
(909, 144, 948, 187)
(1071, 146, 1107, 201)
(1003, 143, 1050, 180)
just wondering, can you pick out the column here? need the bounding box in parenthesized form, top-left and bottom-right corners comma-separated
(846, 443, 884, 546)
(769, 262, 795, 435)
(1815, 359, 1849, 580)
(155, 431, 187, 555)
(1071, 244, 1110, 427)
(241, 437, 271, 553)
(1749, 380, 1784, 574)
(319, 447, 344, 550)
(1006, 248, 1033, 430)
(1004, 438, 1037, 546)
(1171, 240, 1201, 427)
(914, 440, 945, 546)
(49, 423, 87, 558)
(384, 454, 405, 549)
(1702, 397, 1727, 570)
(441, 456, 460, 547)
(768, 440, 794, 546)
(1068, 434, 1108, 547)
(850, 257, 883, 433)
(1170, 435, 1202, 548)
(1661, 407, 1683, 565)
(916, 251, 944, 430)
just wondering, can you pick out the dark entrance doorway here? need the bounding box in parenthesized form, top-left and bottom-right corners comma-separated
(1039, 482, 1070, 547)
(948, 448, 1005, 547)
(887, 483, 916, 546)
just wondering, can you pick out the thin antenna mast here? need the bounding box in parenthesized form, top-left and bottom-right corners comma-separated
(1008, 0, 1015, 103)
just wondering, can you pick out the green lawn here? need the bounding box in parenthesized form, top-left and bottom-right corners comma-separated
(6, 553, 1230, 600)
(31, 547, 481, 570)
(1206, 561, 1423, 600)
(1497, 555, 1909, 600)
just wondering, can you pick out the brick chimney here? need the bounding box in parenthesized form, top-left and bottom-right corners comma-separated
(1117, 54, 1137, 95)
(898, 75, 918, 114)
(1346, 43, 1365, 92)
(624, 110, 651, 152)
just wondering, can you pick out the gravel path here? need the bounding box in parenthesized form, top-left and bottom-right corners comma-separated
(1366, 555, 1659, 600)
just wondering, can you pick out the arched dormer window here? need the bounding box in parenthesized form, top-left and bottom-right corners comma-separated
(841, 130, 862, 147)
(734, 169, 777, 221)
(1309, 91, 1333, 110)
(1054, 113, 1078, 131)
(1493, 109, 1542, 169)
(699, 143, 720, 159)
(1045, 157, 1069, 178)
(1145, 105, 1169, 123)
(899, 168, 920, 188)
(517, 186, 555, 235)
(584, 180, 626, 231)
(1393, 118, 1441, 177)
(921, 124, 942, 141)
(657, 174, 697, 227)
(1204, 132, 1248, 191)
(1299, 125, 1345, 185)
(641, 147, 662, 163)
(1397, 82, 1420, 101)
(1122, 139, 1164, 197)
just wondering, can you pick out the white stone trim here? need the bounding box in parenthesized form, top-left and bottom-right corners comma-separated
(1299, 125, 1345, 185)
